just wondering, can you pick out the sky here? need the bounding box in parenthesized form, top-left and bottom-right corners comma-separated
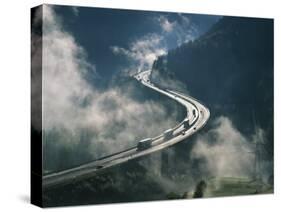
(53, 5, 221, 79)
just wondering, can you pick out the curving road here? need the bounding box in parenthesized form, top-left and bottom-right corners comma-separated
(43, 70, 210, 189)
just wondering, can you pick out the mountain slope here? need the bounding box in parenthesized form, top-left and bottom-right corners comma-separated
(152, 16, 273, 158)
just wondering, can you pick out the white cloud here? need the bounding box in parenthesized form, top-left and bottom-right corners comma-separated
(191, 116, 262, 178)
(42, 5, 96, 131)
(31, 7, 43, 131)
(156, 14, 198, 47)
(175, 14, 198, 45)
(158, 16, 175, 32)
(72, 7, 79, 16)
(178, 13, 190, 26)
(151, 67, 188, 93)
(111, 33, 167, 73)
(39, 6, 180, 170)
(111, 13, 200, 75)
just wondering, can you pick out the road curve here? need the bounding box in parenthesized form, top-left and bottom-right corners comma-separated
(42, 70, 210, 189)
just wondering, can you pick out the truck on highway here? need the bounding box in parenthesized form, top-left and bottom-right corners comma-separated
(137, 138, 152, 151)
(164, 129, 173, 140)
(193, 109, 196, 117)
(183, 118, 190, 129)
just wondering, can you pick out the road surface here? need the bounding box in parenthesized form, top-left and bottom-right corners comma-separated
(43, 70, 210, 189)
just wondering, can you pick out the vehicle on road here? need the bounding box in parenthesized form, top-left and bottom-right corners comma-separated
(164, 129, 173, 140)
(183, 118, 190, 129)
(137, 138, 152, 151)
(193, 109, 196, 117)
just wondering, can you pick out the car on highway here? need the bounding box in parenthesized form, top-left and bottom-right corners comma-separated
(164, 129, 173, 140)
(183, 118, 190, 129)
(193, 109, 196, 117)
(137, 138, 152, 151)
